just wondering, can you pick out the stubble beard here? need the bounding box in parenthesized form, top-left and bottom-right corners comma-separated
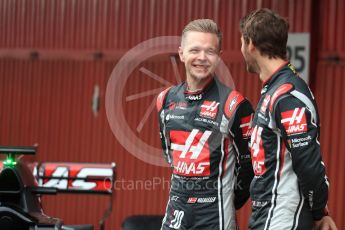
(246, 59, 259, 74)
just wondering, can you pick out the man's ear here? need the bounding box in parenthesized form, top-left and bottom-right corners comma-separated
(178, 47, 184, 62)
(248, 39, 256, 52)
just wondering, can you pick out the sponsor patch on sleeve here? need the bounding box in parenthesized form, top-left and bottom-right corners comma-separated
(287, 135, 312, 149)
(240, 114, 253, 139)
(224, 91, 245, 118)
(281, 107, 308, 135)
(187, 197, 197, 203)
(260, 95, 271, 114)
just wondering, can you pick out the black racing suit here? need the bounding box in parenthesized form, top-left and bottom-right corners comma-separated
(249, 62, 329, 230)
(157, 77, 254, 230)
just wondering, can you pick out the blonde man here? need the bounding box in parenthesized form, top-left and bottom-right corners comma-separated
(157, 19, 254, 229)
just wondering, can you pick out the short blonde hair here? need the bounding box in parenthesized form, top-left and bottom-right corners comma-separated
(181, 19, 222, 51)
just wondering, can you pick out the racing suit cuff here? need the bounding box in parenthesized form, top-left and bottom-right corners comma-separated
(312, 208, 328, 221)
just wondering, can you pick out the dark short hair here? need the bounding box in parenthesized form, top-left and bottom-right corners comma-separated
(240, 8, 289, 59)
(181, 19, 222, 51)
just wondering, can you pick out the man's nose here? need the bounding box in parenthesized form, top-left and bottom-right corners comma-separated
(197, 51, 207, 60)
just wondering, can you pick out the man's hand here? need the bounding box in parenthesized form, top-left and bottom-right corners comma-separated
(313, 216, 337, 230)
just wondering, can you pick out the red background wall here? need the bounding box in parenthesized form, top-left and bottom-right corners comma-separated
(0, 0, 344, 229)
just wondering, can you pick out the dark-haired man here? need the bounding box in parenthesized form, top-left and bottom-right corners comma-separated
(240, 8, 337, 230)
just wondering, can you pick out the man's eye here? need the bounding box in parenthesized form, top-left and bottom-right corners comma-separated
(207, 50, 217, 55)
(190, 49, 199, 53)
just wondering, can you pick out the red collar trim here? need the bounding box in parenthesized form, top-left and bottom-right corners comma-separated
(185, 77, 214, 95)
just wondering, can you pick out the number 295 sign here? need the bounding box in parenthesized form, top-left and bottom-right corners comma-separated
(287, 33, 310, 84)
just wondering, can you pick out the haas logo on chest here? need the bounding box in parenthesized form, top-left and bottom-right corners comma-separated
(200, 101, 219, 119)
(170, 129, 211, 176)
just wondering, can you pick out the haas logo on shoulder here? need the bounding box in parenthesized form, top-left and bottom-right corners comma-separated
(200, 101, 219, 119)
(281, 108, 308, 135)
(170, 129, 211, 177)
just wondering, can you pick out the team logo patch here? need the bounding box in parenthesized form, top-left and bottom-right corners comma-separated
(240, 115, 253, 139)
(187, 197, 216, 204)
(281, 108, 308, 135)
(170, 129, 211, 177)
(260, 95, 271, 113)
(200, 101, 219, 119)
(187, 197, 197, 203)
(185, 93, 202, 101)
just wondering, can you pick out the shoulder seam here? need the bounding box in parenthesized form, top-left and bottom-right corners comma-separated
(156, 87, 172, 111)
